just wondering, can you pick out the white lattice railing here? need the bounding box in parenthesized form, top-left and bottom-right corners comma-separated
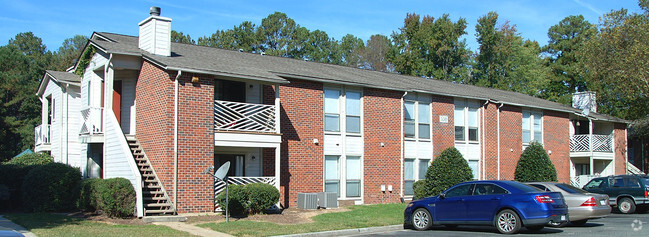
(80, 107, 104, 135)
(570, 134, 613, 152)
(34, 124, 50, 146)
(571, 174, 601, 188)
(214, 176, 277, 211)
(214, 100, 276, 133)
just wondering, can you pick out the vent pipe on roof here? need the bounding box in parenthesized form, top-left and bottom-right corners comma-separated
(150, 6, 161, 16)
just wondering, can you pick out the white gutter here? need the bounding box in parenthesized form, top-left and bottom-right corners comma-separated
(174, 70, 181, 213)
(625, 128, 629, 174)
(482, 100, 489, 180)
(497, 102, 504, 180)
(400, 91, 407, 198)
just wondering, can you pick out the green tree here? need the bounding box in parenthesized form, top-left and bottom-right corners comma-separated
(0, 32, 51, 161)
(256, 12, 298, 56)
(52, 35, 88, 71)
(514, 142, 558, 182)
(304, 30, 341, 64)
(361, 34, 392, 72)
(473, 12, 549, 96)
(542, 15, 596, 104)
(389, 13, 470, 82)
(171, 30, 195, 44)
(423, 147, 473, 197)
(198, 29, 236, 49)
(339, 34, 365, 67)
(581, 0, 649, 120)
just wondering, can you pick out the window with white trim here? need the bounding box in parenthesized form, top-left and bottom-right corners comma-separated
(346, 156, 361, 197)
(324, 89, 340, 132)
(404, 159, 415, 195)
(403, 95, 432, 139)
(324, 155, 340, 195)
(454, 99, 479, 143)
(522, 110, 543, 144)
(346, 91, 361, 134)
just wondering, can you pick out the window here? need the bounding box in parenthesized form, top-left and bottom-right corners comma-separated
(404, 159, 415, 195)
(324, 89, 340, 132)
(418, 103, 430, 139)
(51, 98, 56, 122)
(522, 110, 543, 144)
(404, 101, 415, 138)
(468, 160, 479, 180)
(403, 94, 431, 139)
(584, 178, 607, 189)
(418, 159, 430, 180)
(324, 156, 340, 196)
(473, 184, 508, 195)
(346, 91, 361, 133)
(445, 184, 471, 198)
(87, 81, 91, 106)
(455, 99, 479, 142)
(346, 156, 361, 197)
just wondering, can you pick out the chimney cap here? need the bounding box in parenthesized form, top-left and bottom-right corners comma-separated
(150, 6, 161, 16)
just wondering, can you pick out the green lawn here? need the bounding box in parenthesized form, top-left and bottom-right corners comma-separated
(3, 213, 194, 237)
(198, 203, 407, 237)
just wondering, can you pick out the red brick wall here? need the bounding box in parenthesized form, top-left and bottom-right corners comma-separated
(543, 110, 570, 183)
(498, 105, 523, 180)
(136, 61, 214, 213)
(432, 96, 455, 157)
(483, 103, 499, 180)
(278, 79, 324, 207)
(363, 88, 402, 203)
(614, 123, 628, 174)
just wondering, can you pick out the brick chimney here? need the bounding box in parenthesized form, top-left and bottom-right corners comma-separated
(138, 6, 171, 56)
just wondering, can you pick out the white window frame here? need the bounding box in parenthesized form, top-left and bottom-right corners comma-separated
(403, 94, 432, 141)
(454, 99, 480, 144)
(522, 109, 543, 145)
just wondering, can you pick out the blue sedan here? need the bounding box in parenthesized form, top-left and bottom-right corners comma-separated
(404, 180, 569, 234)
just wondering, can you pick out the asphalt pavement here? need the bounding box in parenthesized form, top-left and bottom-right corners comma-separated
(348, 212, 649, 237)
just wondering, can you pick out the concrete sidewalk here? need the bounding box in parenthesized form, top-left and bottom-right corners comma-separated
(0, 215, 36, 237)
(276, 225, 403, 237)
(153, 221, 234, 237)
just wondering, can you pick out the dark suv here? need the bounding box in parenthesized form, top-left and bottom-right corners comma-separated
(582, 175, 649, 214)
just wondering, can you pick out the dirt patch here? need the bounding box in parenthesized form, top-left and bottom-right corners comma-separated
(185, 207, 350, 225)
(66, 212, 147, 225)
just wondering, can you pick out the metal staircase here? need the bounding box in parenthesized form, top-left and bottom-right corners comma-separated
(126, 135, 175, 216)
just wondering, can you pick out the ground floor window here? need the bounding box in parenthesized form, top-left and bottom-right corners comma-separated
(468, 160, 479, 179)
(404, 158, 431, 196)
(325, 155, 362, 198)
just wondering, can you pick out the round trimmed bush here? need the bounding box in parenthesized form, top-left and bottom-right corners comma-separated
(78, 178, 101, 211)
(246, 183, 279, 214)
(96, 178, 135, 218)
(424, 147, 473, 197)
(3, 153, 53, 166)
(22, 162, 81, 212)
(514, 142, 558, 182)
(216, 184, 249, 217)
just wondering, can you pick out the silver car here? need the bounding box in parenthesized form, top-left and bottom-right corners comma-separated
(527, 182, 610, 226)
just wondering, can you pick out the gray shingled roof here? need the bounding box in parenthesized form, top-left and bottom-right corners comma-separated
(89, 32, 626, 124)
(45, 70, 81, 84)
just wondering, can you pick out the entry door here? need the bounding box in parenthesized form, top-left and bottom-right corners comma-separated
(215, 154, 244, 177)
(113, 80, 122, 124)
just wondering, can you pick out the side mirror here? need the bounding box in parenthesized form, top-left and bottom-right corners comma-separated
(439, 193, 446, 199)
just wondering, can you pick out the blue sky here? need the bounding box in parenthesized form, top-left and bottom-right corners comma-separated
(0, 0, 643, 52)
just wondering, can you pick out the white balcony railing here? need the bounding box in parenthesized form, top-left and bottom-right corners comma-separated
(214, 176, 277, 211)
(80, 107, 104, 135)
(570, 134, 613, 152)
(34, 124, 51, 146)
(571, 174, 601, 188)
(214, 100, 276, 133)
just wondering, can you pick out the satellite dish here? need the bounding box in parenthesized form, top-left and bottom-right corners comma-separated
(214, 161, 230, 181)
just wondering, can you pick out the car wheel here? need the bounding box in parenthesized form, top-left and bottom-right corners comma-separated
(411, 208, 432, 231)
(526, 225, 544, 231)
(495, 209, 521, 234)
(570, 219, 588, 226)
(548, 221, 567, 228)
(618, 197, 636, 214)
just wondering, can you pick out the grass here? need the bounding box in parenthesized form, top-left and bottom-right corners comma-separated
(198, 203, 407, 237)
(3, 213, 193, 237)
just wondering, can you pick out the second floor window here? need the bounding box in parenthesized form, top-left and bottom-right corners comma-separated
(403, 94, 431, 139)
(455, 99, 479, 143)
(522, 110, 543, 144)
(324, 88, 361, 133)
(324, 89, 341, 132)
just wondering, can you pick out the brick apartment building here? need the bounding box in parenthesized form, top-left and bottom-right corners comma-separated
(34, 8, 630, 217)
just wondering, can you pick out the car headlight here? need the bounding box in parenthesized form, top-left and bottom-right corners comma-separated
(407, 203, 414, 207)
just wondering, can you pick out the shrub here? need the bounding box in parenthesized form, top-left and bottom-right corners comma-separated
(216, 184, 249, 217)
(515, 142, 558, 182)
(3, 153, 53, 166)
(0, 164, 31, 210)
(424, 147, 473, 197)
(96, 178, 135, 218)
(246, 183, 279, 214)
(412, 179, 430, 200)
(78, 178, 101, 211)
(22, 162, 81, 212)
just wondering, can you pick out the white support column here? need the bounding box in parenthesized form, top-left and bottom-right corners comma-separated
(274, 144, 281, 191)
(589, 119, 594, 175)
(274, 84, 281, 134)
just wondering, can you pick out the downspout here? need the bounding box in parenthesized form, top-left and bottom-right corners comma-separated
(400, 91, 407, 198)
(589, 118, 594, 175)
(174, 70, 182, 213)
(497, 102, 504, 180)
(65, 84, 69, 165)
(625, 127, 629, 174)
(482, 100, 489, 180)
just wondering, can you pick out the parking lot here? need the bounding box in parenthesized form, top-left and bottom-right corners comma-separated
(354, 212, 649, 237)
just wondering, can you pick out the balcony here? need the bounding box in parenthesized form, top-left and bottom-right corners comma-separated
(34, 124, 51, 152)
(570, 134, 613, 152)
(79, 107, 104, 143)
(214, 100, 277, 133)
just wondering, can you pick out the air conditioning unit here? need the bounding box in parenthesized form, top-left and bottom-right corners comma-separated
(317, 192, 338, 208)
(297, 193, 318, 210)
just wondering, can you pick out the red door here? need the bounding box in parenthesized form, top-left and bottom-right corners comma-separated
(113, 80, 122, 125)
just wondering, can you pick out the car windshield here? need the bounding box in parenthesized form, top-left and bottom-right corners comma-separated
(507, 182, 542, 193)
(641, 177, 649, 187)
(555, 183, 587, 194)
